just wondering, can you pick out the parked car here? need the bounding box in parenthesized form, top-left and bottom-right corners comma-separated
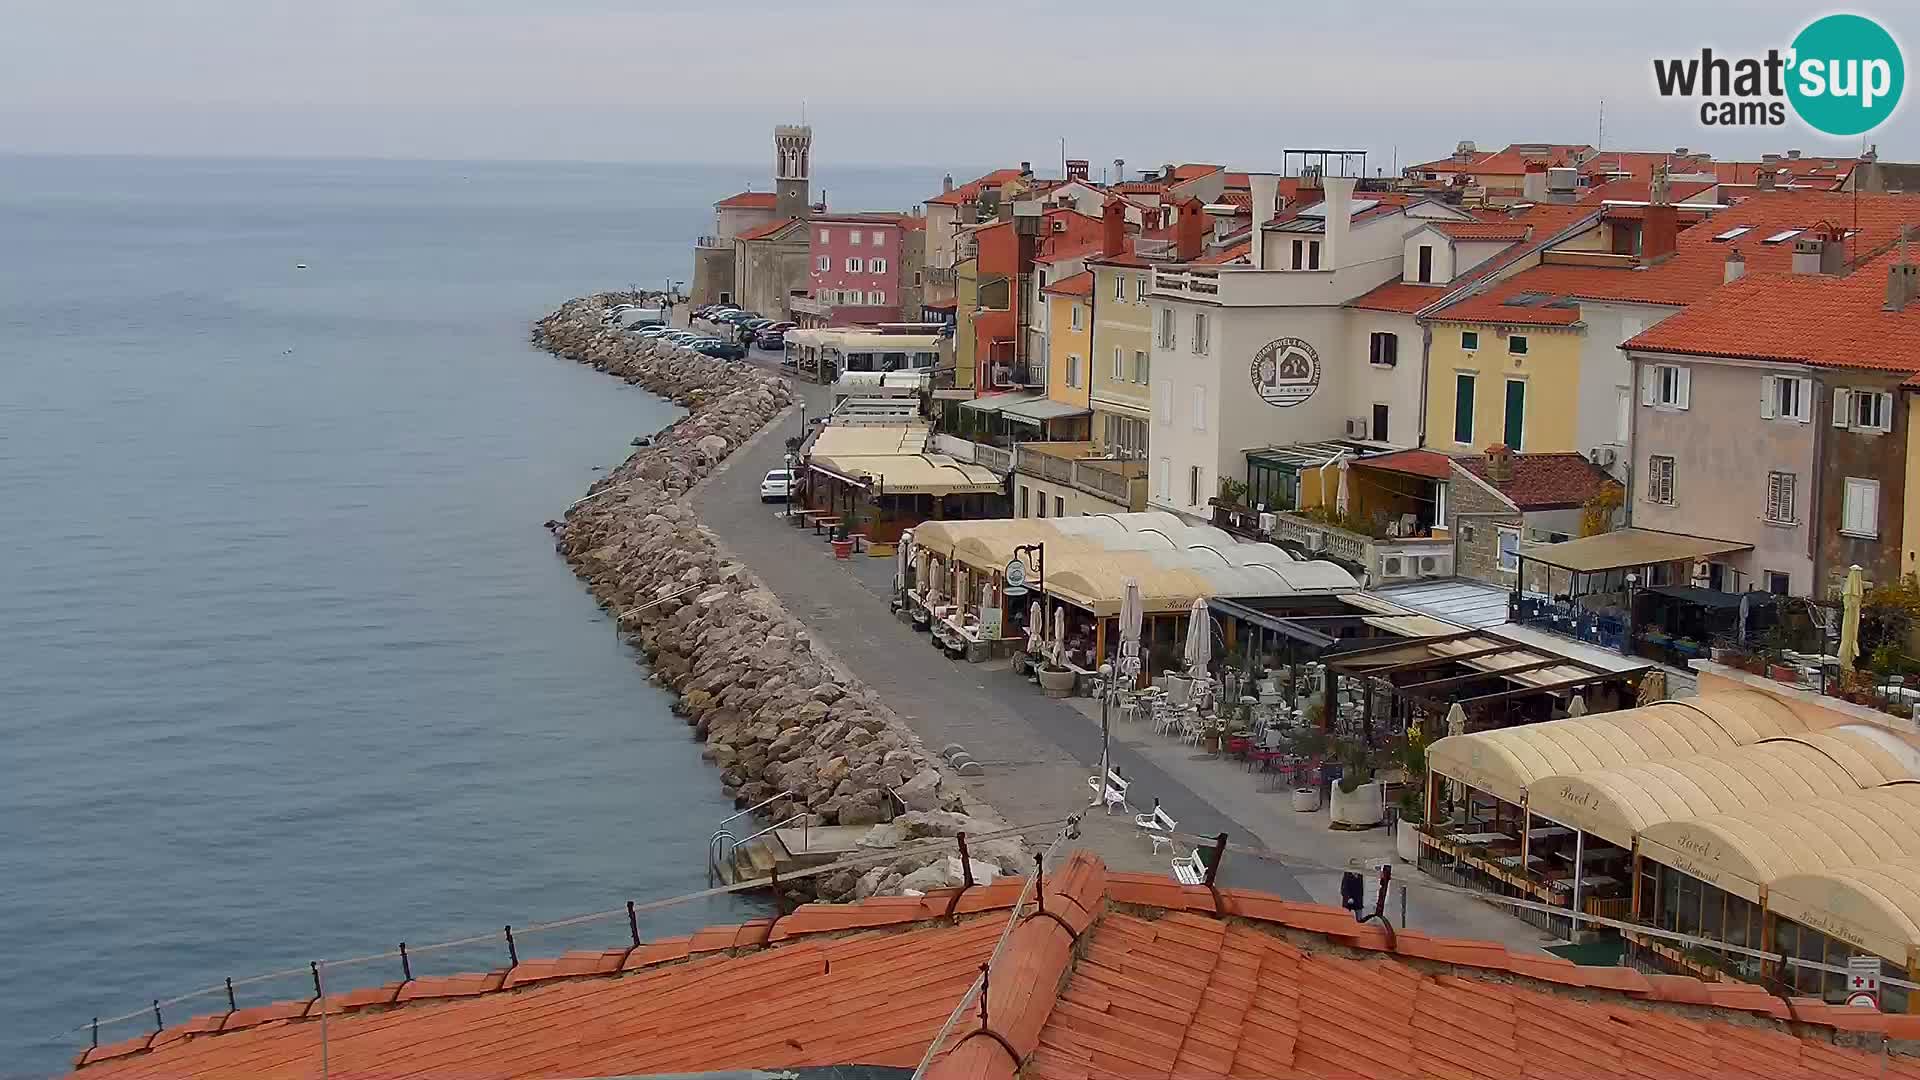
(631, 325, 675, 337)
(759, 469, 793, 502)
(695, 339, 746, 360)
(754, 329, 787, 349)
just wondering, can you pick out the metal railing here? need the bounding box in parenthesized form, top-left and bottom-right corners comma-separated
(971, 443, 1012, 475)
(695, 234, 729, 250)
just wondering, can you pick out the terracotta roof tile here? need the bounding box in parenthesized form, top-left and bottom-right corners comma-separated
(1350, 280, 1452, 314)
(928, 168, 1027, 206)
(734, 216, 802, 242)
(1041, 269, 1094, 297)
(65, 855, 1920, 1080)
(1457, 450, 1618, 510)
(715, 190, 778, 209)
(1357, 448, 1455, 480)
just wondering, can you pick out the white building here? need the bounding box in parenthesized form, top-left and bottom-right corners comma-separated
(1144, 175, 1479, 521)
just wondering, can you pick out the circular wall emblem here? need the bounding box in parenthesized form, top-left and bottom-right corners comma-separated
(1249, 337, 1322, 408)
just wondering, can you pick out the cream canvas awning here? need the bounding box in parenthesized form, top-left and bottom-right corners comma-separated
(1526, 726, 1920, 849)
(1770, 860, 1920, 966)
(1425, 690, 1809, 806)
(1517, 528, 1752, 573)
(809, 454, 1002, 496)
(1638, 783, 1920, 903)
(809, 422, 931, 457)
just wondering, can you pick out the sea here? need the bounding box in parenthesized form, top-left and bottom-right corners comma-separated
(0, 153, 942, 1077)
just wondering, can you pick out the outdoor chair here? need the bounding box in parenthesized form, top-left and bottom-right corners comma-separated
(1135, 800, 1179, 855)
(1170, 850, 1206, 886)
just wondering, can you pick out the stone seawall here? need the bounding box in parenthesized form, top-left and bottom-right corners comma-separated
(532, 294, 1023, 900)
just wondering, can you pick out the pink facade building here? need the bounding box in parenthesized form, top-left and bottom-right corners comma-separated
(799, 213, 916, 326)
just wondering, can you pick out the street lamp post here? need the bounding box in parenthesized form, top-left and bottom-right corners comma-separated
(784, 451, 796, 520)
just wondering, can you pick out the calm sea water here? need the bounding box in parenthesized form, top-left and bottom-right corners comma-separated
(0, 154, 937, 1076)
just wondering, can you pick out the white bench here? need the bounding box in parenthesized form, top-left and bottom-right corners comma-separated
(1171, 850, 1206, 886)
(1135, 801, 1178, 855)
(1086, 768, 1131, 815)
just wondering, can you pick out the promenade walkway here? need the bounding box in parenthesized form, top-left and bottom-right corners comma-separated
(684, 365, 1556, 952)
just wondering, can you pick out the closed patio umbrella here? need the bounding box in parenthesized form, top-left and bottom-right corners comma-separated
(1052, 604, 1068, 667)
(1840, 564, 1865, 671)
(895, 529, 913, 596)
(1183, 596, 1211, 674)
(1027, 599, 1046, 655)
(1118, 578, 1143, 682)
(1445, 702, 1467, 739)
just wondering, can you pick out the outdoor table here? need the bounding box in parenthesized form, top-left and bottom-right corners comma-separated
(1548, 874, 1619, 894)
(1445, 831, 1507, 845)
(1525, 826, 1573, 842)
(1493, 854, 1544, 871)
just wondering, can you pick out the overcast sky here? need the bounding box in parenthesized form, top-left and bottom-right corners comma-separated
(0, 1, 1907, 169)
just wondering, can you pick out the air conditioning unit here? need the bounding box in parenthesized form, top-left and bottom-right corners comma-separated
(1344, 417, 1370, 439)
(1381, 556, 1405, 579)
(1303, 532, 1327, 553)
(1418, 555, 1439, 575)
(989, 364, 1014, 388)
(1257, 512, 1277, 534)
(1588, 446, 1618, 467)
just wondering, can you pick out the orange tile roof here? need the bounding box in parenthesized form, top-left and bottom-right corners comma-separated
(1355, 448, 1455, 480)
(1578, 177, 1720, 205)
(715, 190, 778, 209)
(1428, 280, 1587, 326)
(1458, 451, 1620, 510)
(1625, 253, 1920, 371)
(1435, 220, 1533, 241)
(735, 216, 802, 242)
(67, 852, 1920, 1080)
(1412, 143, 1593, 177)
(1194, 241, 1251, 266)
(1170, 163, 1224, 181)
(927, 168, 1027, 206)
(1348, 280, 1452, 314)
(1446, 191, 1920, 312)
(1042, 269, 1094, 297)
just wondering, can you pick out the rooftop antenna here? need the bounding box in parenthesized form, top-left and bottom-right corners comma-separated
(1597, 99, 1605, 151)
(800, 99, 807, 124)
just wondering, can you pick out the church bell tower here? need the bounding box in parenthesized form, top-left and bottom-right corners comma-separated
(774, 125, 813, 220)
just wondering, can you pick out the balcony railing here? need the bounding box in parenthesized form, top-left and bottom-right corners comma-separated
(1209, 502, 1452, 584)
(972, 443, 1012, 475)
(696, 234, 729, 250)
(1015, 444, 1148, 510)
(926, 267, 957, 287)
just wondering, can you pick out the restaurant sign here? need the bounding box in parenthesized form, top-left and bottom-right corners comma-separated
(1003, 558, 1029, 596)
(1249, 337, 1322, 408)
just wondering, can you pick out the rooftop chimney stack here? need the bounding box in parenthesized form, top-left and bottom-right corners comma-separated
(1724, 248, 1746, 284)
(1791, 232, 1844, 275)
(1247, 173, 1281, 269)
(1886, 228, 1918, 312)
(943, 173, 954, 193)
(1521, 161, 1548, 203)
(1321, 175, 1356, 272)
(1101, 197, 1127, 257)
(1066, 159, 1089, 182)
(1788, 149, 1803, 160)
(1019, 161, 1032, 177)
(1642, 166, 1678, 262)
(1758, 171, 1777, 192)
(1175, 197, 1206, 261)
(1485, 444, 1515, 484)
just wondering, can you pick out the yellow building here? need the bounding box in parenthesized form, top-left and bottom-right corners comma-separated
(1042, 270, 1093, 424)
(1422, 315, 1584, 455)
(1086, 254, 1153, 459)
(951, 256, 980, 391)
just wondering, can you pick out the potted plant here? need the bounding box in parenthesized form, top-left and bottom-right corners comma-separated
(1395, 790, 1425, 862)
(1287, 730, 1328, 813)
(1329, 740, 1385, 829)
(1036, 660, 1077, 697)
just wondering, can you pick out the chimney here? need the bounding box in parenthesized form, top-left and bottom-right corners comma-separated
(1453, 140, 1478, 164)
(1019, 161, 1032, 178)
(1641, 165, 1678, 262)
(942, 173, 954, 193)
(1101, 196, 1127, 257)
(1788, 148, 1803, 160)
(1175, 197, 1206, 261)
(1484, 444, 1515, 484)
(1112, 158, 1125, 184)
(1762, 152, 1781, 164)
(1066, 159, 1089, 182)
(1248, 173, 1281, 269)
(1163, 162, 1176, 182)
(1724, 248, 1746, 284)
(1887, 229, 1918, 312)
(1521, 161, 1548, 203)
(1757, 170, 1777, 192)
(1321, 175, 1357, 271)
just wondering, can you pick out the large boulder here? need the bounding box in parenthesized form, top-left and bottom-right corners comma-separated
(897, 767, 943, 811)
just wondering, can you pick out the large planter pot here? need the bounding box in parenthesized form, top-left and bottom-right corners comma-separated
(1396, 820, 1422, 862)
(1037, 666, 1077, 698)
(1291, 787, 1322, 813)
(1329, 781, 1386, 828)
(1769, 664, 1800, 685)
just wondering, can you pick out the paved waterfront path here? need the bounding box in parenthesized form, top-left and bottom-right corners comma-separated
(691, 356, 1555, 950)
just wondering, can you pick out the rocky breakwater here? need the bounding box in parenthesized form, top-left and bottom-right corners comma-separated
(532, 294, 1027, 901)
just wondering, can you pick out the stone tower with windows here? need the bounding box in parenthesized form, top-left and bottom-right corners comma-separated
(774, 125, 813, 220)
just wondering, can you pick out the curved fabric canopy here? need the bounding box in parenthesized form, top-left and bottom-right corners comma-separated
(1770, 859, 1920, 966)
(1426, 690, 1810, 806)
(1638, 782, 1920, 903)
(1528, 726, 1920, 848)
(910, 512, 1357, 616)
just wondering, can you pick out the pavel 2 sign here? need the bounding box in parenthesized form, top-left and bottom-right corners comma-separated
(1250, 337, 1322, 408)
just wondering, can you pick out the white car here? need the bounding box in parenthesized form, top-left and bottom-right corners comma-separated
(759, 468, 793, 502)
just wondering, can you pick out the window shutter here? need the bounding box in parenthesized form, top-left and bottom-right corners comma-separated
(1833, 387, 1852, 427)
(1878, 392, 1895, 431)
(1641, 368, 1657, 406)
(1159, 384, 1173, 425)
(1760, 376, 1775, 420)
(1675, 367, 1691, 409)
(1797, 379, 1814, 421)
